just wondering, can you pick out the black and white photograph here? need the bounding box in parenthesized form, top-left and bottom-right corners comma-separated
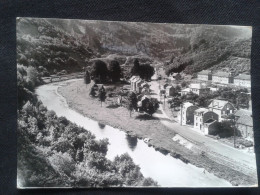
(17, 17, 257, 188)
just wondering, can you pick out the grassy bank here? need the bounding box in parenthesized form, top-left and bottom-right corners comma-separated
(58, 79, 256, 186)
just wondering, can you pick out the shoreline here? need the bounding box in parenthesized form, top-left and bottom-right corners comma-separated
(57, 79, 257, 186)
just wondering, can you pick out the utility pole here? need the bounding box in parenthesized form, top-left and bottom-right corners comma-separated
(233, 119, 236, 148)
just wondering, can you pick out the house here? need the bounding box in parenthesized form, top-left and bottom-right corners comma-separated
(189, 83, 210, 96)
(141, 82, 150, 90)
(234, 109, 252, 121)
(181, 88, 191, 96)
(130, 76, 140, 91)
(194, 108, 219, 133)
(210, 87, 218, 92)
(141, 82, 150, 95)
(137, 95, 150, 111)
(165, 86, 175, 97)
(203, 119, 219, 135)
(234, 74, 251, 88)
(197, 70, 212, 81)
(178, 102, 198, 126)
(236, 114, 253, 139)
(208, 99, 235, 121)
(212, 71, 234, 84)
(136, 79, 144, 93)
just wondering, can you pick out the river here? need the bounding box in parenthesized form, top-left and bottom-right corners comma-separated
(35, 80, 232, 187)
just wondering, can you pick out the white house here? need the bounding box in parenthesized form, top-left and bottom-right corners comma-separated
(194, 108, 219, 133)
(189, 83, 210, 96)
(212, 71, 234, 84)
(181, 88, 191, 96)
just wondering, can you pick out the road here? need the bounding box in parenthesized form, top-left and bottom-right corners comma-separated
(149, 80, 257, 178)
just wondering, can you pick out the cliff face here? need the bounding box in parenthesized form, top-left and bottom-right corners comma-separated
(17, 18, 251, 75)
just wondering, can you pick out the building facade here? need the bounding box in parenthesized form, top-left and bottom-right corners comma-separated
(236, 115, 253, 139)
(166, 86, 175, 97)
(208, 100, 235, 121)
(189, 83, 210, 96)
(194, 108, 219, 133)
(178, 102, 198, 126)
(197, 70, 212, 81)
(212, 71, 233, 84)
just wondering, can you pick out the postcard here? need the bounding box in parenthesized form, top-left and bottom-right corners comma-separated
(17, 17, 257, 188)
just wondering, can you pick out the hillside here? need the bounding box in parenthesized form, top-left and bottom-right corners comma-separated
(17, 18, 252, 76)
(17, 18, 96, 75)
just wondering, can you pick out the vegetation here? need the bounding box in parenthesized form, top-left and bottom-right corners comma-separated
(127, 92, 138, 117)
(84, 70, 91, 84)
(212, 120, 238, 138)
(108, 60, 122, 82)
(142, 98, 160, 117)
(130, 59, 155, 81)
(90, 60, 109, 83)
(17, 18, 95, 74)
(18, 100, 158, 187)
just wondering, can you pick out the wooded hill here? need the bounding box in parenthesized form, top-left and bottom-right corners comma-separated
(17, 18, 251, 76)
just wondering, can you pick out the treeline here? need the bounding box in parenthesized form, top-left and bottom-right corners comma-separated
(18, 100, 158, 187)
(87, 58, 155, 84)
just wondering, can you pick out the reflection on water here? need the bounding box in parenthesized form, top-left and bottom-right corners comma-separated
(35, 80, 232, 187)
(125, 134, 138, 151)
(98, 122, 106, 129)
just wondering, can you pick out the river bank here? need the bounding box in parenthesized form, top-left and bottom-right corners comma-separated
(58, 79, 256, 186)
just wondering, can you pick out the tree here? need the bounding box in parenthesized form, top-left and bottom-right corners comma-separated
(90, 60, 108, 83)
(89, 86, 96, 97)
(127, 92, 138, 117)
(98, 85, 106, 107)
(142, 98, 159, 117)
(26, 66, 40, 90)
(108, 60, 122, 82)
(139, 64, 154, 81)
(130, 59, 140, 76)
(84, 70, 91, 84)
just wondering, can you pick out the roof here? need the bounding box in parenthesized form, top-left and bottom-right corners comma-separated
(190, 83, 203, 89)
(166, 85, 174, 89)
(234, 109, 252, 117)
(212, 71, 230, 78)
(198, 70, 212, 75)
(208, 99, 230, 109)
(136, 79, 143, 85)
(141, 82, 149, 87)
(234, 74, 251, 80)
(130, 76, 139, 81)
(204, 118, 217, 124)
(195, 108, 209, 113)
(181, 88, 191, 92)
(237, 115, 253, 127)
(182, 102, 194, 109)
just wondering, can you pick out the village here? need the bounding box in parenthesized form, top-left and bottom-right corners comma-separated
(127, 66, 253, 149)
